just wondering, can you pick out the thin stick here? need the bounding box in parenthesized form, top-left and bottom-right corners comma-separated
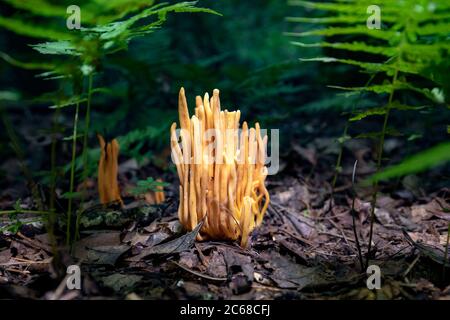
(403, 254, 421, 278)
(0, 210, 50, 215)
(350, 160, 364, 271)
(443, 223, 450, 281)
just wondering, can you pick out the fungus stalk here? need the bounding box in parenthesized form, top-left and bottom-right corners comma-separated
(171, 88, 270, 247)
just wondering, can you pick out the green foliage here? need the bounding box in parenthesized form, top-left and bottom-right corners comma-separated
(288, 0, 449, 97)
(1, 0, 220, 170)
(117, 125, 168, 162)
(0, 219, 23, 234)
(0, 200, 47, 235)
(3, 200, 24, 234)
(0, 52, 55, 70)
(1, 0, 220, 41)
(0, 15, 74, 41)
(3, 0, 165, 25)
(368, 142, 450, 183)
(129, 177, 169, 196)
(0, 0, 220, 245)
(349, 102, 428, 121)
(25, 2, 220, 77)
(288, 0, 450, 173)
(289, 0, 450, 264)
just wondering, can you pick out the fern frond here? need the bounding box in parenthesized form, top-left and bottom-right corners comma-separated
(350, 102, 429, 121)
(292, 41, 396, 56)
(416, 22, 450, 36)
(3, 0, 66, 18)
(288, 0, 449, 100)
(368, 142, 450, 182)
(2, 0, 159, 25)
(289, 0, 450, 183)
(288, 1, 389, 13)
(330, 84, 398, 95)
(286, 26, 398, 42)
(286, 15, 397, 24)
(350, 107, 387, 121)
(0, 52, 54, 70)
(300, 57, 395, 74)
(31, 41, 80, 56)
(0, 16, 74, 40)
(355, 128, 402, 140)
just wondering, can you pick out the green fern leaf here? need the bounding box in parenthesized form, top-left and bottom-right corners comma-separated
(0, 16, 74, 40)
(292, 41, 396, 56)
(349, 107, 387, 121)
(0, 52, 54, 70)
(30, 41, 80, 56)
(368, 142, 450, 182)
(286, 15, 397, 24)
(286, 26, 398, 42)
(355, 128, 402, 139)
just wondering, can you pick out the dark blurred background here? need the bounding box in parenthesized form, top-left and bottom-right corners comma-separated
(0, 0, 449, 200)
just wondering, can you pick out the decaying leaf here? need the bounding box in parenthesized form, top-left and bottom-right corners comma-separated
(99, 274, 143, 292)
(74, 231, 129, 265)
(130, 220, 204, 260)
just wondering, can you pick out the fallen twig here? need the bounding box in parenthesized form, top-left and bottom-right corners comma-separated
(350, 160, 364, 271)
(171, 261, 227, 282)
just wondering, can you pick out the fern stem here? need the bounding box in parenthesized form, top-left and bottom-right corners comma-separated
(328, 123, 348, 212)
(328, 75, 375, 214)
(75, 73, 94, 244)
(81, 73, 94, 187)
(49, 103, 60, 256)
(0, 210, 51, 215)
(366, 69, 398, 268)
(66, 100, 80, 246)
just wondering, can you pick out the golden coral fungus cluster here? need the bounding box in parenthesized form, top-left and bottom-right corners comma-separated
(171, 87, 270, 247)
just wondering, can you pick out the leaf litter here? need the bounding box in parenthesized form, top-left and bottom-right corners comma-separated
(1, 138, 450, 300)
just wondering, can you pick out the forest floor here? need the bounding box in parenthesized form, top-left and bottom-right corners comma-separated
(1, 134, 449, 300)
